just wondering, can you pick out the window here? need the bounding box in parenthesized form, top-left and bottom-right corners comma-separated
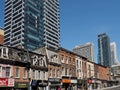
(76, 60, 78, 67)
(53, 69, 55, 77)
(23, 68, 27, 78)
(43, 71, 45, 79)
(32, 70, 35, 79)
(66, 56, 68, 64)
(72, 69, 75, 76)
(15, 67, 20, 78)
(50, 68, 52, 77)
(6, 67, 10, 78)
(40, 60, 43, 66)
(69, 57, 71, 63)
(61, 55, 64, 63)
(80, 61, 81, 68)
(57, 69, 59, 77)
(62, 67, 65, 76)
(67, 68, 69, 76)
(38, 71, 40, 79)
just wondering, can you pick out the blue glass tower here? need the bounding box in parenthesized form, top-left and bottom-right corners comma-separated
(98, 33, 111, 67)
(4, 0, 60, 50)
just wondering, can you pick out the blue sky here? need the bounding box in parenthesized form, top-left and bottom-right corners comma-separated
(0, 0, 120, 63)
(60, 0, 120, 63)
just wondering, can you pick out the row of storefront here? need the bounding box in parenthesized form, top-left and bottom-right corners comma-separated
(0, 77, 118, 90)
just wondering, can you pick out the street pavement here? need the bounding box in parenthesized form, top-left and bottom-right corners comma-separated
(96, 85, 120, 90)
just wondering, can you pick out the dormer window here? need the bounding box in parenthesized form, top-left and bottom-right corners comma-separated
(1, 47, 9, 59)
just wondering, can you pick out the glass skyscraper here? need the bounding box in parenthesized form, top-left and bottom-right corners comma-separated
(4, 0, 60, 50)
(98, 33, 111, 67)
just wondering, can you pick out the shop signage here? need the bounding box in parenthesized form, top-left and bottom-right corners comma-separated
(0, 78, 14, 87)
(8, 78, 14, 87)
(71, 79, 77, 83)
(88, 79, 92, 83)
(49, 78, 61, 82)
(15, 82, 29, 88)
(37, 80, 48, 86)
(96, 80, 101, 83)
(62, 79, 70, 83)
(0, 78, 8, 86)
(38, 82, 48, 86)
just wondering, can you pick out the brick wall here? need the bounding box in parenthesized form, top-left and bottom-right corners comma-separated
(98, 65, 109, 80)
(58, 48, 76, 77)
(13, 66, 29, 82)
(0, 35, 4, 45)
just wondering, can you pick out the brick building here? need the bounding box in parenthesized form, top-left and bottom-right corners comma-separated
(0, 28, 4, 45)
(93, 64, 110, 89)
(58, 47, 77, 90)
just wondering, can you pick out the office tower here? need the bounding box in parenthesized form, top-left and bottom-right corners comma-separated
(98, 33, 111, 67)
(110, 42, 119, 65)
(0, 28, 4, 45)
(4, 0, 60, 50)
(73, 42, 94, 62)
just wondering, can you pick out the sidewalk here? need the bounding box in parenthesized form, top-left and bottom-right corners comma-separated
(94, 85, 120, 90)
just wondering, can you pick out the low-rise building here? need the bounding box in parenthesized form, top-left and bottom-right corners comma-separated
(111, 64, 120, 84)
(58, 47, 77, 90)
(8, 47, 31, 90)
(0, 45, 30, 90)
(35, 47, 61, 90)
(94, 64, 110, 89)
(29, 51, 48, 90)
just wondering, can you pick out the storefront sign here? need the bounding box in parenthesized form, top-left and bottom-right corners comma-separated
(0, 78, 8, 86)
(0, 78, 14, 87)
(38, 82, 48, 86)
(88, 79, 92, 83)
(15, 82, 29, 88)
(38, 80, 48, 86)
(62, 79, 70, 83)
(71, 79, 77, 83)
(96, 80, 101, 83)
(8, 78, 14, 87)
(49, 78, 61, 82)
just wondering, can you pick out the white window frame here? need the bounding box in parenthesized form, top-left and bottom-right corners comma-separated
(6, 67, 10, 78)
(23, 68, 27, 79)
(15, 67, 20, 78)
